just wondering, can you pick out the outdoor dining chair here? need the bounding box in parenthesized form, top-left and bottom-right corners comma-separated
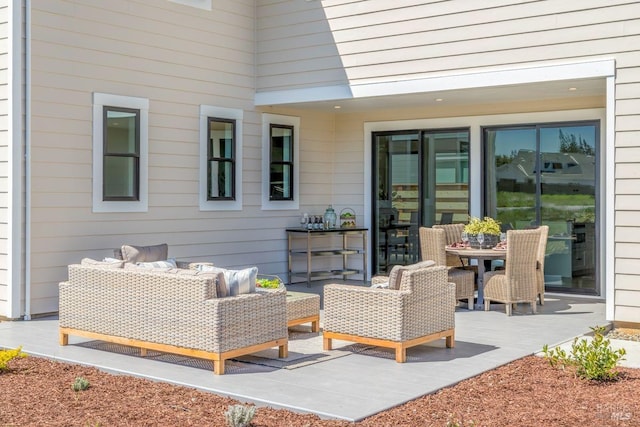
(419, 227, 475, 310)
(536, 225, 549, 305)
(432, 223, 466, 268)
(483, 228, 542, 315)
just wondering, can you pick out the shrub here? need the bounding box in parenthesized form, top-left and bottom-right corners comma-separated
(72, 377, 91, 392)
(542, 326, 627, 381)
(0, 346, 27, 371)
(224, 404, 256, 427)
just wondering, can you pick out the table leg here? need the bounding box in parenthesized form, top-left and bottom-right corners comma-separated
(362, 231, 368, 284)
(475, 259, 487, 310)
(306, 232, 311, 287)
(287, 233, 292, 285)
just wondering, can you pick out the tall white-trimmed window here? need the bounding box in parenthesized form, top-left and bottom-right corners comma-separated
(200, 106, 243, 211)
(93, 93, 148, 213)
(262, 114, 300, 210)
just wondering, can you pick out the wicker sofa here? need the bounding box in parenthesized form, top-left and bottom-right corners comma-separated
(59, 264, 288, 375)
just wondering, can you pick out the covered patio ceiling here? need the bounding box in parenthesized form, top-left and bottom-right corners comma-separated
(258, 77, 606, 113)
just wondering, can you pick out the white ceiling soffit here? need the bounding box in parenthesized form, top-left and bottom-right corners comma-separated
(255, 59, 613, 112)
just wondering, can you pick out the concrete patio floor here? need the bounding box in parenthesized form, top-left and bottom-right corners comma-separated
(0, 285, 612, 422)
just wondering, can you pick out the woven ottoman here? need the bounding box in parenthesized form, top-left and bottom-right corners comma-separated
(286, 291, 320, 332)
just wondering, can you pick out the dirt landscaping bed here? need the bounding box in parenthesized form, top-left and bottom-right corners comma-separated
(0, 348, 638, 427)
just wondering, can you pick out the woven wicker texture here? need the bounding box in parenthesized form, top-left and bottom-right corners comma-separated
(483, 228, 542, 315)
(419, 227, 475, 309)
(433, 223, 465, 267)
(536, 225, 549, 305)
(285, 292, 320, 323)
(323, 266, 454, 342)
(60, 265, 288, 354)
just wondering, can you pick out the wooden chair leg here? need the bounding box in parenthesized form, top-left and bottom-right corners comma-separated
(279, 342, 288, 358)
(59, 331, 68, 346)
(506, 304, 512, 316)
(484, 300, 490, 311)
(531, 302, 537, 314)
(214, 360, 225, 375)
(446, 334, 455, 348)
(395, 347, 406, 363)
(323, 336, 332, 351)
(468, 297, 474, 310)
(311, 319, 319, 333)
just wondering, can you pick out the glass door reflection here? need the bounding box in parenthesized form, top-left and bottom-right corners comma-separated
(484, 122, 598, 294)
(372, 129, 470, 274)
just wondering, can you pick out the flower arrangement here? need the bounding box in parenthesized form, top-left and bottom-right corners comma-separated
(463, 216, 501, 236)
(463, 217, 501, 249)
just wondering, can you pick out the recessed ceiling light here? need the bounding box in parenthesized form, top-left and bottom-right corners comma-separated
(568, 87, 577, 91)
(334, 105, 341, 109)
(435, 98, 443, 102)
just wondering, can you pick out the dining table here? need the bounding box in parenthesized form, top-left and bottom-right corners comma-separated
(445, 246, 507, 309)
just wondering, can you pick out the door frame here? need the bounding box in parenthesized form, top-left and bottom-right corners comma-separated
(364, 108, 606, 298)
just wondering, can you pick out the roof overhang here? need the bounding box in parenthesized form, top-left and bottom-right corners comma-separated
(255, 59, 614, 113)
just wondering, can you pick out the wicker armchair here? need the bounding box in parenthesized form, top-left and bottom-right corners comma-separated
(419, 227, 475, 310)
(323, 265, 455, 363)
(536, 225, 549, 305)
(483, 228, 542, 315)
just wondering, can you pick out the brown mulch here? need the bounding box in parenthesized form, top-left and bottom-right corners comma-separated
(0, 352, 639, 427)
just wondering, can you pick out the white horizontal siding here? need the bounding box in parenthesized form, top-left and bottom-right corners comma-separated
(257, 0, 640, 91)
(0, 0, 9, 316)
(615, 63, 640, 322)
(615, 305, 640, 323)
(28, 1, 339, 313)
(27, 0, 326, 314)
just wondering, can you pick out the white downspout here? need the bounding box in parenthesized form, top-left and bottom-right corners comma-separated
(24, 0, 32, 320)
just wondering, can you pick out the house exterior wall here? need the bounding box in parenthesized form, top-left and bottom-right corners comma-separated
(6, 0, 640, 322)
(257, 1, 639, 90)
(24, 0, 335, 315)
(257, 0, 640, 324)
(0, 0, 10, 316)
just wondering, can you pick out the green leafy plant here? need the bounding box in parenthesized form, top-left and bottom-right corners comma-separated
(463, 216, 501, 236)
(224, 404, 256, 427)
(0, 346, 27, 371)
(72, 377, 91, 391)
(542, 326, 626, 381)
(256, 278, 281, 289)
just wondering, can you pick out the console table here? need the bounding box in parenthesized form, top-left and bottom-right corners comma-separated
(286, 227, 368, 285)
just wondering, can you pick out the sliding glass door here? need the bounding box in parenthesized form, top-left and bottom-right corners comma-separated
(372, 129, 469, 274)
(484, 121, 599, 294)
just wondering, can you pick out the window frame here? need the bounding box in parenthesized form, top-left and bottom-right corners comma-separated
(199, 105, 243, 211)
(206, 117, 236, 201)
(102, 106, 141, 202)
(268, 123, 294, 201)
(92, 93, 148, 213)
(261, 114, 300, 210)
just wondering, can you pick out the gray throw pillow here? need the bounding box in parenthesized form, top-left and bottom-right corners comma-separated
(120, 244, 168, 263)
